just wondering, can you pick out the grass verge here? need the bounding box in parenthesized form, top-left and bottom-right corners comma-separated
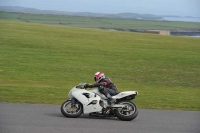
(0, 20, 200, 110)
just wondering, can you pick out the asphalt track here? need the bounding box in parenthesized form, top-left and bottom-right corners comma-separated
(0, 103, 200, 133)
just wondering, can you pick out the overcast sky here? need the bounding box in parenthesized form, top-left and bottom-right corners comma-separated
(1, 0, 200, 16)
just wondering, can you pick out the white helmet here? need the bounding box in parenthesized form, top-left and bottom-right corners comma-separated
(94, 72, 105, 83)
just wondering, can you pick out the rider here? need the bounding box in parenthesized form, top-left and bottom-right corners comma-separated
(84, 72, 119, 106)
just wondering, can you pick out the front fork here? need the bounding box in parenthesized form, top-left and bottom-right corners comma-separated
(71, 98, 77, 106)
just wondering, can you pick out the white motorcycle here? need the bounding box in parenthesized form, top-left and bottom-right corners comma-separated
(61, 83, 138, 121)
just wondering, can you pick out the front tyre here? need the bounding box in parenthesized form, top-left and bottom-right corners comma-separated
(114, 101, 138, 121)
(61, 100, 83, 118)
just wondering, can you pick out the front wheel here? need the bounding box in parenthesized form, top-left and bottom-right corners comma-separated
(114, 101, 138, 121)
(61, 100, 83, 118)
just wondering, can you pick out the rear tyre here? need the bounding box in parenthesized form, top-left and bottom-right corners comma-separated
(61, 100, 83, 118)
(114, 101, 138, 121)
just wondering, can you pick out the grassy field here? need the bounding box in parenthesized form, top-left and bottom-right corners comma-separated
(0, 20, 200, 110)
(1, 11, 200, 31)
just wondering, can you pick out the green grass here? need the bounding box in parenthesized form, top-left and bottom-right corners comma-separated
(1, 11, 200, 31)
(0, 20, 200, 110)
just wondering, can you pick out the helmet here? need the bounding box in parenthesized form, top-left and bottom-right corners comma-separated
(94, 72, 105, 83)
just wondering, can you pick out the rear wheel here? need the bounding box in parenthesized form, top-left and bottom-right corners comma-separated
(61, 100, 83, 118)
(114, 101, 138, 121)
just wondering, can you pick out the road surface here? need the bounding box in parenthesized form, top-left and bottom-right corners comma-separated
(0, 103, 199, 133)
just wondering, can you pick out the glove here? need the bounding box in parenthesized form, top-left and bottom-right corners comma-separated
(84, 84, 92, 88)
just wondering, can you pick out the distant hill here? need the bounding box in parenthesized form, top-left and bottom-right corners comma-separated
(0, 6, 163, 20)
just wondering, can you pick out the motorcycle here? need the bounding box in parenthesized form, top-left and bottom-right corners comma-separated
(61, 83, 138, 121)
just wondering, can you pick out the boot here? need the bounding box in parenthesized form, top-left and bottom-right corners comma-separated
(105, 93, 116, 106)
(107, 98, 116, 106)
